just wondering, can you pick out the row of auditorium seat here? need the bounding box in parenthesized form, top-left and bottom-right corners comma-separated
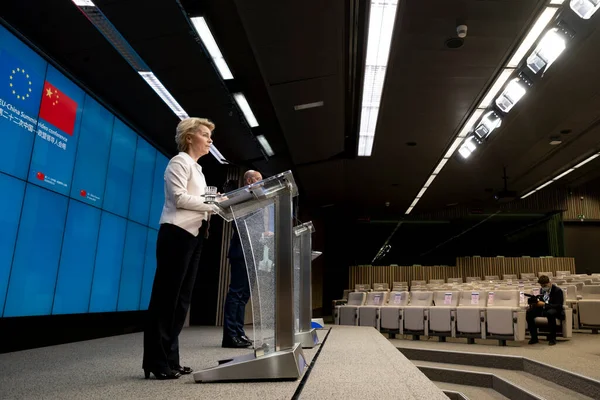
(334, 279, 600, 343)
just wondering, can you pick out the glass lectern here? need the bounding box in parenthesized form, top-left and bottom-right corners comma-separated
(293, 222, 319, 348)
(193, 171, 307, 383)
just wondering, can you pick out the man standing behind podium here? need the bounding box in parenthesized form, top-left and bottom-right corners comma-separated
(222, 170, 264, 348)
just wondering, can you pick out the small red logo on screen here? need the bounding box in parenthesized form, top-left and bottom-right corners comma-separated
(80, 190, 87, 197)
(36, 172, 44, 180)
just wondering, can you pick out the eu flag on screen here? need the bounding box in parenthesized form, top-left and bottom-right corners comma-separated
(0, 44, 46, 179)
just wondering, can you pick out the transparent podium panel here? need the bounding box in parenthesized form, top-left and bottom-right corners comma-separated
(293, 222, 319, 348)
(233, 201, 276, 356)
(194, 170, 305, 382)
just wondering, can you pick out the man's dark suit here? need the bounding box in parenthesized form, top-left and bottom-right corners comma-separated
(526, 284, 564, 341)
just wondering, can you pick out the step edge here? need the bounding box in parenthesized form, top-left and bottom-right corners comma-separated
(400, 346, 600, 398)
(418, 365, 545, 400)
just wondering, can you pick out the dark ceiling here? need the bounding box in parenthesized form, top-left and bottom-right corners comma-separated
(2, 0, 600, 217)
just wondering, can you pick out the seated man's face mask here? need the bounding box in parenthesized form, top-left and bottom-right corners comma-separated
(541, 285, 551, 292)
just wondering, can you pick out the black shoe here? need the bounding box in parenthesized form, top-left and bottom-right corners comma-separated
(170, 365, 193, 375)
(528, 338, 539, 345)
(222, 336, 251, 348)
(240, 335, 253, 345)
(144, 369, 181, 380)
(548, 339, 557, 346)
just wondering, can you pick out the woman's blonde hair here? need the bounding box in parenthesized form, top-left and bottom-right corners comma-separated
(175, 117, 215, 152)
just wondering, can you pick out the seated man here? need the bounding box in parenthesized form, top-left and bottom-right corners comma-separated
(526, 275, 564, 346)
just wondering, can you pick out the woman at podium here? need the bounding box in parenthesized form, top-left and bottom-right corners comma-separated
(142, 118, 216, 380)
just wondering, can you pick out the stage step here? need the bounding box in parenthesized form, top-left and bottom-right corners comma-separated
(413, 360, 594, 400)
(436, 382, 509, 400)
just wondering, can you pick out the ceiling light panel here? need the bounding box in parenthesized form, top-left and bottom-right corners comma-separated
(72, 3, 229, 164)
(357, 0, 399, 157)
(233, 93, 259, 128)
(191, 17, 234, 80)
(573, 153, 600, 168)
(256, 135, 275, 157)
(570, 0, 600, 19)
(507, 7, 559, 68)
(433, 158, 448, 174)
(553, 168, 575, 180)
(527, 28, 567, 74)
(478, 69, 515, 108)
(457, 109, 485, 138)
(294, 101, 324, 111)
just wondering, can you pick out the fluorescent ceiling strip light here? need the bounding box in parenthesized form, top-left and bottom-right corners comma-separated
(521, 190, 537, 199)
(190, 17, 234, 80)
(457, 109, 485, 138)
(536, 181, 553, 191)
(72, 0, 95, 6)
(433, 158, 448, 174)
(553, 168, 575, 180)
(478, 69, 515, 108)
(573, 153, 600, 168)
(294, 101, 324, 111)
(233, 93, 259, 127)
(407, 5, 560, 214)
(139, 72, 189, 119)
(444, 137, 465, 159)
(424, 174, 437, 188)
(410, 198, 420, 208)
(416, 187, 427, 198)
(358, 133, 375, 157)
(73, 3, 228, 164)
(507, 7, 559, 68)
(405, 206, 414, 214)
(256, 135, 275, 157)
(550, 0, 565, 4)
(357, 0, 399, 157)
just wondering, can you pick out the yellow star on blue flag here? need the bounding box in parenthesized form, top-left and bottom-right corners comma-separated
(8, 65, 32, 101)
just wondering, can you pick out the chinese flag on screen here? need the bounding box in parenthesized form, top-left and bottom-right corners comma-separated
(39, 81, 77, 136)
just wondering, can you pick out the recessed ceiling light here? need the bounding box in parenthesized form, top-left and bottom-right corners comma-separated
(294, 101, 324, 111)
(549, 140, 562, 145)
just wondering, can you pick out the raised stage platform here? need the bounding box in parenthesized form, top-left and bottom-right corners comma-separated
(0, 326, 447, 400)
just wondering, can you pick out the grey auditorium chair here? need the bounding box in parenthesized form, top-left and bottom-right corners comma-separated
(358, 291, 389, 330)
(456, 290, 488, 342)
(402, 291, 434, 338)
(428, 291, 461, 340)
(334, 291, 366, 325)
(485, 290, 526, 345)
(379, 291, 409, 337)
(578, 285, 600, 334)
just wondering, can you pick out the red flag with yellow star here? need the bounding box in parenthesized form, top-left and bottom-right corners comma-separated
(39, 81, 77, 136)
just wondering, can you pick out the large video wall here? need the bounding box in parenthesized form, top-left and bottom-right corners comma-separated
(0, 23, 169, 317)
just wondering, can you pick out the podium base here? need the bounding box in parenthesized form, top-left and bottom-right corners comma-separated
(193, 343, 307, 383)
(295, 328, 320, 349)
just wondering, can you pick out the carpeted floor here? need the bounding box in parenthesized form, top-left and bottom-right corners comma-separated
(0, 325, 447, 400)
(298, 326, 447, 400)
(0, 326, 317, 400)
(389, 331, 600, 380)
